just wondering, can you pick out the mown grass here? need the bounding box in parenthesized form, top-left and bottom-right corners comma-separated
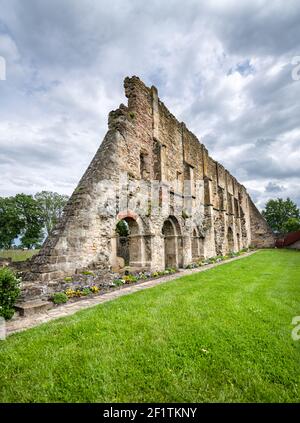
(0, 249, 39, 262)
(0, 249, 299, 403)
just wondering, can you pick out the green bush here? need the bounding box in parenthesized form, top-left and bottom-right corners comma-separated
(0, 267, 21, 320)
(52, 292, 68, 305)
(64, 276, 72, 282)
(113, 279, 124, 287)
(116, 220, 129, 236)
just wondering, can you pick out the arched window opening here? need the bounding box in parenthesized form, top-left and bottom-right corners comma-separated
(116, 217, 141, 268)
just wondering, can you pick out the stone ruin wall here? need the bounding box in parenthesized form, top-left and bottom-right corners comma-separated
(21, 76, 274, 300)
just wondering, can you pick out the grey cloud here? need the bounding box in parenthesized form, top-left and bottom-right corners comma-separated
(265, 182, 285, 193)
(209, 0, 300, 57)
(0, 140, 66, 167)
(0, 0, 299, 210)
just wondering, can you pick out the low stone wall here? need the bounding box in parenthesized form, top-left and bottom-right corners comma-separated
(20, 269, 116, 301)
(287, 240, 300, 250)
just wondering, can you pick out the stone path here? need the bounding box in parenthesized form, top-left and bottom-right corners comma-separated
(6, 251, 258, 336)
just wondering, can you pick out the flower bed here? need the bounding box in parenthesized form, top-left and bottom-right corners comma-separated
(184, 248, 252, 269)
(50, 268, 178, 305)
(49, 250, 253, 306)
(112, 268, 177, 287)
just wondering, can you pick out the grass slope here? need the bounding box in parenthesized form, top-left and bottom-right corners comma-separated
(0, 249, 299, 402)
(0, 249, 39, 262)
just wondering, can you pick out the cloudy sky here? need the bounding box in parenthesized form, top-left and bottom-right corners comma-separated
(0, 0, 299, 209)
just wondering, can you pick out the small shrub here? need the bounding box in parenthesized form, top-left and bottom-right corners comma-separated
(113, 279, 125, 287)
(165, 267, 177, 273)
(185, 263, 198, 269)
(123, 274, 138, 283)
(64, 276, 72, 282)
(81, 271, 95, 276)
(0, 267, 21, 320)
(82, 288, 91, 296)
(65, 288, 76, 298)
(208, 257, 217, 264)
(137, 272, 148, 280)
(52, 292, 68, 305)
(91, 285, 100, 294)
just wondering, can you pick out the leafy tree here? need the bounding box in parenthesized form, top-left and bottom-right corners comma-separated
(0, 197, 23, 249)
(282, 217, 300, 233)
(15, 194, 44, 248)
(262, 198, 300, 234)
(35, 191, 69, 236)
(0, 191, 69, 250)
(116, 220, 129, 236)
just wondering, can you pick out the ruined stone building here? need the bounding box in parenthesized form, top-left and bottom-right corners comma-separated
(24, 76, 274, 298)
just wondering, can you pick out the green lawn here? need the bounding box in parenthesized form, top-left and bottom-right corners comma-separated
(0, 249, 39, 262)
(0, 249, 299, 403)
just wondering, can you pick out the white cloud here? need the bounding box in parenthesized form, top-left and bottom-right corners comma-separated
(0, 0, 299, 208)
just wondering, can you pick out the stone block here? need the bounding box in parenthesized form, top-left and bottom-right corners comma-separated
(15, 300, 53, 317)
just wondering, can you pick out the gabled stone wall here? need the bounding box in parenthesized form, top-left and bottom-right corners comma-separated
(21, 76, 274, 300)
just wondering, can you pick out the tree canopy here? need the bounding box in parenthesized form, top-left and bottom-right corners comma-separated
(262, 198, 300, 234)
(0, 191, 69, 249)
(0, 197, 23, 249)
(35, 191, 69, 236)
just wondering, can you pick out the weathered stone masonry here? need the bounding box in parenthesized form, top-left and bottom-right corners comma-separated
(22, 76, 274, 299)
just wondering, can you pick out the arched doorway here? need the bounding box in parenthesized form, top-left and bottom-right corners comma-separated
(115, 217, 142, 268)
(162, 216, 183, 269)
(227, 227, 234, 253)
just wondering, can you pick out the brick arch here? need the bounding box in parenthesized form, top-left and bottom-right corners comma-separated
(115, 210, 146, 235)
(117, 209, 139, 223)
